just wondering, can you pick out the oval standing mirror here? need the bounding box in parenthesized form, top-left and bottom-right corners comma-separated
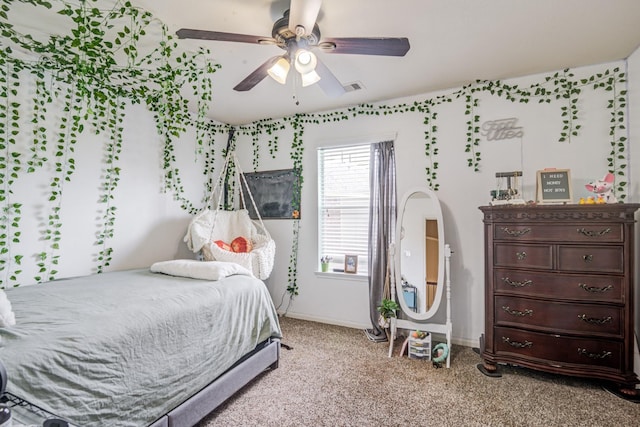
(395, 187, 445, 321)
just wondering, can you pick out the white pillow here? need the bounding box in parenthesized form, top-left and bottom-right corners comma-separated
(150, 259, 254, 281)
(0, 289, 16, 328)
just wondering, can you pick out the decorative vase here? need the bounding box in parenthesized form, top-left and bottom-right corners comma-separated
(321, 263, 329, 272)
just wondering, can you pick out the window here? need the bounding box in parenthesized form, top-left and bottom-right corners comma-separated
(318, 143, 370, 275)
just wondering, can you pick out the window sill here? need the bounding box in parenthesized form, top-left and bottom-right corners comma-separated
(315, 271, 368, 282)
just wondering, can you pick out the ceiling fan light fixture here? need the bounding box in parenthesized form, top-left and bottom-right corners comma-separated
(267, 56, 290, 85)
(300, 69, 321, 87)
(294, 49, 317, 74)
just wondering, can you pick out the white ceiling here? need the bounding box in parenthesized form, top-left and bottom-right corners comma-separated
(22, 1, 640, 125)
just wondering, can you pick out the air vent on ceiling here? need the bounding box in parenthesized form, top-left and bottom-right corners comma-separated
(343, 81, 364, 92)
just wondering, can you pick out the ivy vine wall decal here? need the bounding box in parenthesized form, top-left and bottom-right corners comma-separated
(204, 67, 628, 298)
(0, 0, 629, 296)
(0, 0, 218, 288)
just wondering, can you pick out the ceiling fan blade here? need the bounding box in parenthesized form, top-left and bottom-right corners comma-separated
(176, 28, 275, 45)
(319, 37, 410, 56)
(233, 56, 282, 92)
(314, 58, 346, 97)
(288, 0, 322, 36)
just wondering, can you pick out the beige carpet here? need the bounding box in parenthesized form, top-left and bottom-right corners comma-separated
(198, 316, 639, 427)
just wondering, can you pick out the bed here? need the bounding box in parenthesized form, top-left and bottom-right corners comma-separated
(0, 263, 282, 427)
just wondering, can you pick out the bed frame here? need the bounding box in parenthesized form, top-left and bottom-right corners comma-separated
(149, 337, 280, 427)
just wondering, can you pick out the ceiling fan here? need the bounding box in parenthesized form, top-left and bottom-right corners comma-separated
(176, 0, 410, 96)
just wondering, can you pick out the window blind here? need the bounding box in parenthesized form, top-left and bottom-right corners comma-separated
(318, 143, 370, 275)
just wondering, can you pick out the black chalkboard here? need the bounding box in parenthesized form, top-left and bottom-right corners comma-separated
(241, 169, 300, 219)
(536, 169, 573, 204)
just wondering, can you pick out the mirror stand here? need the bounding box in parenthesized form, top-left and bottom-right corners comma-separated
(388, 244, 452, 367)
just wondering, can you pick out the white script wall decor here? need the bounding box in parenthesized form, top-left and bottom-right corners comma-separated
(481, 118, 524, 141)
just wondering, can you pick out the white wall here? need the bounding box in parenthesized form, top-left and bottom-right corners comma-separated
(231, 60, 637, 348)
(9, 101, 213, 285)
(627, 46, 640, 365)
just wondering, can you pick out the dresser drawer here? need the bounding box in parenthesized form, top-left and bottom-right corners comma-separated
(495, 296, 622, 337)
(494, 243, 552, 269)
(494, 327, 623, 370)
(494, 223, 623, 243)
(557, 245, 624, 273)
(493, 268, 624, 303)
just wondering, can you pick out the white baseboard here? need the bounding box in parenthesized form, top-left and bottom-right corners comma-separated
(279, 311, 370, 330)
(279, 311, 478, 348)
(453, 336, 480, 348)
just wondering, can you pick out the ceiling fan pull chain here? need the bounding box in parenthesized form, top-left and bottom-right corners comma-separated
(293, 72, 299, 106)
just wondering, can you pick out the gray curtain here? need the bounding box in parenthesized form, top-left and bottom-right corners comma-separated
(365, 140, 396, 342)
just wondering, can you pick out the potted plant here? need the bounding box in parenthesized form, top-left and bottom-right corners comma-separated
(320, 256, 332, 272)
(377, 298, 400, 329)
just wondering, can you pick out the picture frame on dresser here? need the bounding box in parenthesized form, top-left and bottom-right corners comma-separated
(536, 168, 572, 204)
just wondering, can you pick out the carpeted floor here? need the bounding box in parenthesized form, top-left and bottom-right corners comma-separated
(198, 316, 639, 427)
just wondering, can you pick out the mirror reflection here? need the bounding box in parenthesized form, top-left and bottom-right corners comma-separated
(396, 188, 444, 320)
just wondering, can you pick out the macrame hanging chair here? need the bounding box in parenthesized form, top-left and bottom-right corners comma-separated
(183, 153, 276, 280)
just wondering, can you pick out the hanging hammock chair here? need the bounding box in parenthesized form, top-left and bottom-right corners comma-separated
(184, 153, 276, 280)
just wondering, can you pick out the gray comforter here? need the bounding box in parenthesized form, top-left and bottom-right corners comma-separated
(0, 269, 281, 426)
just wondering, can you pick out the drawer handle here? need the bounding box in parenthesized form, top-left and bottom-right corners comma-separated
(502, 337, 532, 348)
(516, 251, 527, 260)
(579, 283, 613, 293)
(502, 277, 532, 288)
(501, 227, 531, 237)
(577, 348, 612, 360)
(502, 306, 533, 317)
(582, 254, 593, 263)
(577, 227, 612, 237)
(578, 314, 612, 325)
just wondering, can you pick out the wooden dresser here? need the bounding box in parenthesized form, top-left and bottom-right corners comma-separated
(478, 204, 640, 393)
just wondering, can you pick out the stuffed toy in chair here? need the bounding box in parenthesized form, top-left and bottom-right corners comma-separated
(585, 172, 617, 204)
